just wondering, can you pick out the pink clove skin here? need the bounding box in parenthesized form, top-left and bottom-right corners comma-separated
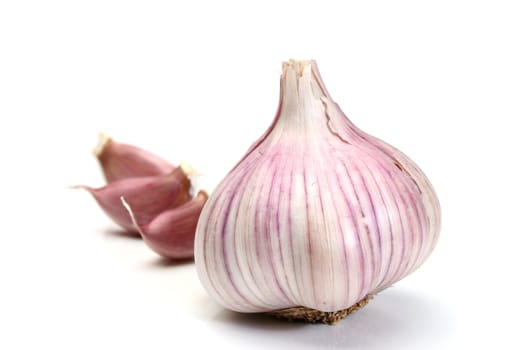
(123, 191, 209, 260)
(74, 167, 191, 233)
(93, 133, 176, 183)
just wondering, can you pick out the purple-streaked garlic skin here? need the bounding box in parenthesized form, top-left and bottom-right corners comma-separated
(194, 60, 441, 313)
(124, 191, 208, 259)
(76, 167, 191, 233)
(94, 133, 175, 182)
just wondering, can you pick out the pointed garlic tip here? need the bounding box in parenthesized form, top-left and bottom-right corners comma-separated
(194, 60, 441, 323)
(179, 160, 203, 198)
(92, 132, 112, 157)
(283, 59, 315, 75)
(179, 160, 197, 178)
(131, 190, 208, 260)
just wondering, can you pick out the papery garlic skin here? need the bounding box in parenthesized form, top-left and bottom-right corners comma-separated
(194, 60, 440, 314)
(94, 133, 175, 182)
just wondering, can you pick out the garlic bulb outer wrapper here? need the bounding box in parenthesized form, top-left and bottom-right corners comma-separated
(194, 60, 441, 314)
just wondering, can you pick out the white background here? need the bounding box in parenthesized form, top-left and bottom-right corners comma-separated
(1, 0, 524, 349)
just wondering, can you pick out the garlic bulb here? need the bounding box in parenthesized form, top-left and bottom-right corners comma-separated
(194, 60, 440, 323)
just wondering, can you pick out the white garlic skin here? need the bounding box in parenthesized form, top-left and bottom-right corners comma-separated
(194, 60, 441, 313)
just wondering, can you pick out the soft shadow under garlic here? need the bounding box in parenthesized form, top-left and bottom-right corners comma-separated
(145, 256, 195, 268)
(101, 228, 143, 240)
(206, 288, 454, 349)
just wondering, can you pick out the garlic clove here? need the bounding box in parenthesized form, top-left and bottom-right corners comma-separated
(75, 166, 191, 233)
(93, 133, 175, 182)
(194, 60, 441, 323)
(123, 191, 208, 259)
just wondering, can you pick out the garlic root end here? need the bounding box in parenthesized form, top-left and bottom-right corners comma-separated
(268, 295, 373, 325)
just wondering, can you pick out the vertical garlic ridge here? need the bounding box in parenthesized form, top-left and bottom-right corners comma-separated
(388, 172, 419, 285)
(227, 159, 270, 309)
(336, 158, 371, 300)
(349, 155, 387, 290)
(197, 165, 260, 311)
(371, 139, 440, 243)
(371, 142, 440, 279)
(358, 158, 397, 290)
(373, 168, 406, 290)
(370, 154, 423, 290)
(361, 149, 435, 291)
(282, 153, 303, 304)
(332, 159, 365, 307)
(405, 160, 441, 270)
(242, 155, 292, 309)
(354, 156, 386, 291)
(321, 95, 440, 290)
(320, 96, 427, 295)
(347, 158, 378, 297)
(315, 146, 366, 311)
(303, 149, 332, 310)
(267, 154, 296, 306)
(229, 155, 291, 311)
(317, 161, 347, 311)
(199, 190, 243, 310)
(293, 160, 316, 308)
